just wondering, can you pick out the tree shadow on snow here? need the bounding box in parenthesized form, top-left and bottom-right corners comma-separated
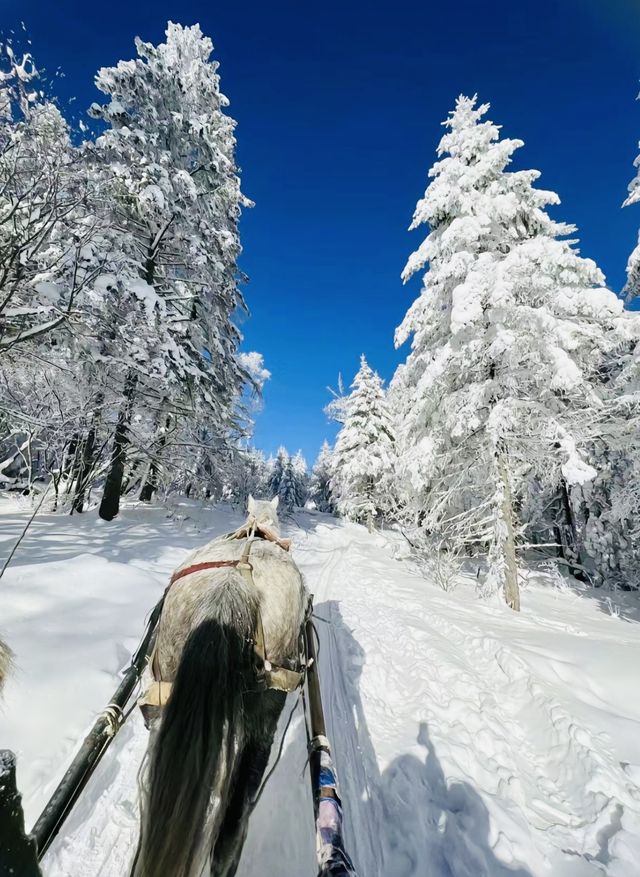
(524, 558, 640, 625)
(563, 578, 640, 625)
(316, 600, 534, 877)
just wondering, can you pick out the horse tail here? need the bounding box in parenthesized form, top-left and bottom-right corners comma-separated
(132, 574, 260, 877)
(0, 637, 13, 692)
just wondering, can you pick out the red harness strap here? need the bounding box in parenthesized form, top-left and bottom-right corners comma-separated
(169, 560, 243, 586)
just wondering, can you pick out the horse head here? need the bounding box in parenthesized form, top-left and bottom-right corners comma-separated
(247, 495, 281, 535)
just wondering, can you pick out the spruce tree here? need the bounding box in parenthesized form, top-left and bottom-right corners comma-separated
(268, 446, 289, 498)
(392, 96, 624, 608)
(278, 457, 298, 514)
(331, 355, 395, 530)
(291, 450, 309, 507)
(87, 23, 251, 518)
(310, 441, 336, 513)
(623, 109, 640, 304)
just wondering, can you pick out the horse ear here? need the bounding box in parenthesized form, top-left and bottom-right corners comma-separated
(248, 495, 256, 513)
(271, 496, 279, 509)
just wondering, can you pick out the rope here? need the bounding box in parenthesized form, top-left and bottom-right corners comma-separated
(250, 692, 302, 808)
(103, 683, 141, 736)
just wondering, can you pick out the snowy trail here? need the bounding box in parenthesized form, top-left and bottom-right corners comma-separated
(292, 516, 640, 876)
(1, 500, 640, 876)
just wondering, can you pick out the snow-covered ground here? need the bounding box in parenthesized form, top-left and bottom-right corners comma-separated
(1, 497, 640, 876)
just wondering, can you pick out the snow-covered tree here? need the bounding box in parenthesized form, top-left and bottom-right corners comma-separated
(309, 440, 335, 513)
(84, 23, 254, 519)
(575, 320, 640, 589)
(331, 355, 395, 530)
(264, 446, 305, 511)
(392, 95, 625, 608)
(268, 446, 289, 498)
(291, 450, 309, 507)
(324, 374, 349, 425)
(623, 104, 640, 304)
(0, 46, 99, 352)
(0, 26, 268, 519)
(278, 456, 298, 514)
(222, 447, 269, 508)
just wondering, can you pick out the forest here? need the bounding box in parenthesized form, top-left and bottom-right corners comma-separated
(2, 22, 640, 614)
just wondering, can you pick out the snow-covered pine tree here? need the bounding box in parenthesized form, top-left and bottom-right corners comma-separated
(623, 103, 640, 304)
(278, 456, 298, 514)
(392, 96, 625, 608)
(331, 355, 395, 531)
(574, 318, 640, 590)
(226, 447, 269, 508)
(291, 450, 309, 507)
(87, 23, 252, 519)
(309, 440, 336, 513)
(268, 446, 289, 498)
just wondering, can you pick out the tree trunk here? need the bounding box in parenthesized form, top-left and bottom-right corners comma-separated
(139, 414, 170, 503)
(558, 478, 587, 581)
(64, 432, 81, 483)
(121, 455, 143, 496)
(99, 372, 138, 522)
(71, 420, 99, 514)
(497, 450, 520, 611)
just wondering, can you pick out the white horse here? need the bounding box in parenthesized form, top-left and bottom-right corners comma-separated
(132, 496, 308, 877)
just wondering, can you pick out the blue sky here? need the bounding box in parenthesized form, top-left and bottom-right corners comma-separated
(5, 0, 640, 463)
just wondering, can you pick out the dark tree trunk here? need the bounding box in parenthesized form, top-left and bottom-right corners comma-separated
(121, 456, 143, 496)
(99, 372, 138, 522)
(139, 414, 170, 503)
(558, 478, 587, 582)
(72, 422, 98, 514)
(64, 432, 80, 481)
(139, 458, 159, 503)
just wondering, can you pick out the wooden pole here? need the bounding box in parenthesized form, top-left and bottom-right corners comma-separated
(31, 596, 164, 858)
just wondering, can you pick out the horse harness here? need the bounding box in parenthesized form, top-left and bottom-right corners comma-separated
(139, 519, 307, 718)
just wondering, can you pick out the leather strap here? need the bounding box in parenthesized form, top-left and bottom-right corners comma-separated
(169, 559, 244, 586)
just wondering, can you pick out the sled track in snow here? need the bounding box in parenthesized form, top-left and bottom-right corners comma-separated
(26, 513, 640, 877)
(293, 520, 640, 876)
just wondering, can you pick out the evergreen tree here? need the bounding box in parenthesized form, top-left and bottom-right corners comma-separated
(392, 96, 625, 608)
(268, 446, 289, 498)
(623, 109, 640, 305)
(278, 456, 298, 514)
(291, 450, 309, 507)
(87, 23, 251, 519)
(331, 355, 395, 530)
(225, 447, 269, 508)
(309, 440, 336, 513)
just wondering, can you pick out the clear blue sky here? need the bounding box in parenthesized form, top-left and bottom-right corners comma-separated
(5, 0, 640, 463)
